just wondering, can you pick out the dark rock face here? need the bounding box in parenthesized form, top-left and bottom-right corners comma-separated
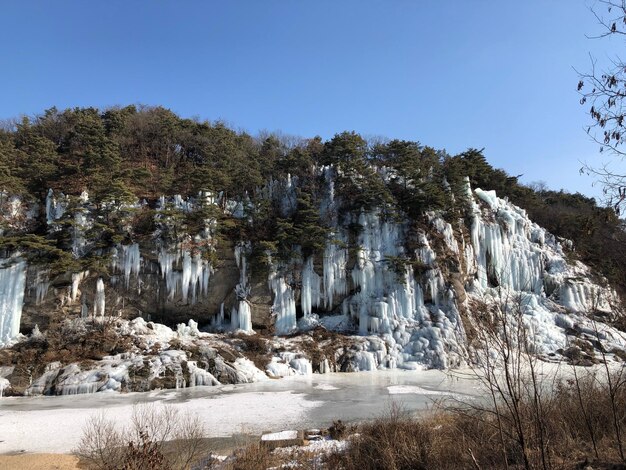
(20, 244, 243, 332)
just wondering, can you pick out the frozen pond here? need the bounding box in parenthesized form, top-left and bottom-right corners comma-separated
(0, 369, 481, 454)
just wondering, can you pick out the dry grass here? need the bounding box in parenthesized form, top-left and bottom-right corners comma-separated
(220, 443, 278, 470)
(325, 373, 626, 470)
(75, 404, 210, 470)
(233, 333, 272, 370)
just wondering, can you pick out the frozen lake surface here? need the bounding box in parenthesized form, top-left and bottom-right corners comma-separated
(0, 369, 481, 454)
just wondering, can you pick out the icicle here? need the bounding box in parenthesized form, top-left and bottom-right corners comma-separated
(45, 189, 54, 224)
(94, 279, 105, 317)
(80, 298, 89, 319)
(230, 305, 239, 331)
(158, 248, 211, 304)
(112, 244, 141, 288)
(233, 242, 253, 332)
(34, 270, 50, 305)
(72, 210, 92, 257)
(237, 300, 252, 332)
(270, 273, 297, 335)
(0, 260, 27, 345)
(322, 232, 348, 309)
(301, 257, 321, 317)
(214, 302, 225, 327)
(70, 271, 89, 303)
(158, 248, 180, 300)
(45, 189, 66, 225)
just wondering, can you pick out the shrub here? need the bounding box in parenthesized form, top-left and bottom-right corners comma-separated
(75, 404, 210, 470)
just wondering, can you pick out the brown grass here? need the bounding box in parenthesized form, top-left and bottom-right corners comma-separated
(326, 374, 626, 470)
(233, 333, 272, 370)
(1, 318, 134, 395)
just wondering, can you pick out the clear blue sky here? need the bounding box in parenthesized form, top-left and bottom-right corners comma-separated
(1, 1, 622, 199)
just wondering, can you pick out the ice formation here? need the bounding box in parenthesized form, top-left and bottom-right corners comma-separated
(45, 189, 66, 225)
(72, 208, 92, 258)
(158, 248, 211, 304)
(70, 271, 89, 304)
(465, 179, 623, 355)
(112, 244, 141, 288)
(266, 353, 313, 378)
(93, 279, 105, 317)
(21, 316, 272, 396)
(471, 187, 544, 293)
(2, 170, 626, 398)
(270, 272, 297, 335)
(232, 243, 253, 332)
(322, 232, 349, 310)
(33, 269, 50, 305)
(301, 257, 321, 317)
(261, 172, 624, 370)
(0, 259, 27, 345)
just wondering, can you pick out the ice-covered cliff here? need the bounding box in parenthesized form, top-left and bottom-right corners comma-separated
(0, 168, 624, 395)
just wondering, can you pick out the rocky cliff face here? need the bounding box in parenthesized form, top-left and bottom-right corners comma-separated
(0, 168, 624, 396)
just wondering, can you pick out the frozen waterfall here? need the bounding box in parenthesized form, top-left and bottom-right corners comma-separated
(301, 257, 321, 317)
(233, 243, 253, 332)
(0, 260, 27, 345)
(270, 273, 297, 335)
(471, 186, 544, 293)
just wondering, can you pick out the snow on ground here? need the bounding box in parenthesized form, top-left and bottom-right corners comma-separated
(273, 437, 349, 458)
(261, 430, 299, 441)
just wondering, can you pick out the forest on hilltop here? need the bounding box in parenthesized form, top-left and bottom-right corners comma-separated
(0, 105, 624, 298)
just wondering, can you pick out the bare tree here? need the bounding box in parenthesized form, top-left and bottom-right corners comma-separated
(455, 281, 560, 470)
(76, 412, 126, 470)
(75, 404, 211, 470)
(578, 0, 626, 213)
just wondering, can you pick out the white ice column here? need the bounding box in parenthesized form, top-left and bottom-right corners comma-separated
(94, 279, 105, 317)
(0, 260, 26, 345)
(270, 274, 297, 335)
(301, 257, 321, 317)
(113, 244, 141, 288)
(237, 300, 252, 332)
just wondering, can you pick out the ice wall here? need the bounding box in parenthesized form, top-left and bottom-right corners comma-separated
(0, 260, 27, 345)
(348, 211, 425, 334)
(470, 186, 545, 293)
(464, 179, 623, 356)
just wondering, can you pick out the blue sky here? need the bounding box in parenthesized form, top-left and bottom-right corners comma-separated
(1, 1, 622, 199)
